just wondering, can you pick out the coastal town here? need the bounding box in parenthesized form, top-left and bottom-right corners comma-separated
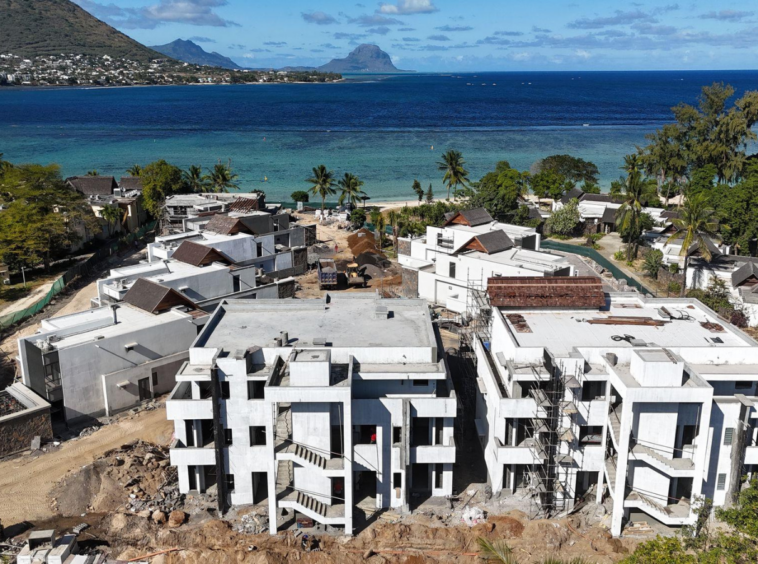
(0, 53, 341, 87)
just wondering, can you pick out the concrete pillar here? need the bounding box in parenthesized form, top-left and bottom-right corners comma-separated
(611, 400, 634, 536)
(266, 400, 279, 535)
(343, 398, 354, 535)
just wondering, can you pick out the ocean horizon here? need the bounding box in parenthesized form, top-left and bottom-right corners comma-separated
(2, 70, 758, 203)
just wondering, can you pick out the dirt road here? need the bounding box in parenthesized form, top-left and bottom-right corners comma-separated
(0, 405, 173, 525)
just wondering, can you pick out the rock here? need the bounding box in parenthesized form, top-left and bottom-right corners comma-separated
(152, 511, 167, 524)
(111, 513, 129, 532)
(167, 510, 186, 528)
(137, 510, 152, 519)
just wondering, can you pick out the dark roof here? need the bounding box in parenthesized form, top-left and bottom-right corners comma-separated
(171, 240, 233, 267)
(560, 187, 584, 204)
(66, 176, 117, 196)
(443, 208, 494, 227)
(660, 210, 680, 220)
(118, 176, 143, 191)
(204, 214, 253, 236)
(732, 262, 758, 287)
(228, 196, 260, 213)
(456, 230, 514, 255)
(601, 207, 617, 224)
(527, 206, 543, 221)
(123, 278, 197, 313)
(580, 193, 613, 203)
(487, 276, 606, 309)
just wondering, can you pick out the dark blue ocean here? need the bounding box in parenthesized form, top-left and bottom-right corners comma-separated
(2, 71, 758, 202)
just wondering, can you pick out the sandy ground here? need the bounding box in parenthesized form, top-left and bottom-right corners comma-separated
(0, 405, 173, 526)
(0, 281, 54, 317)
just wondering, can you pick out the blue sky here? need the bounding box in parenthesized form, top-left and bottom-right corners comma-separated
(73, 0, 758, 71)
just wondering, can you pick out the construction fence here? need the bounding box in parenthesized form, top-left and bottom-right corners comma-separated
(0, 221, 157, 332)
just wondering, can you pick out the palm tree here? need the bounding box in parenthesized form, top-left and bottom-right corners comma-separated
(412, 179, 424, 201)
(616, 155, 646, 261)
(306, 165, 336, 213)
(437, 149, 469, 200)
(667, 192, 718, 296)
(86, 170, 99, 176)
(387, 209, 399, 251)
(183, 165, 208, 193)
(337, 172, 365, 207)
(206, 161, 239, 193)
(426, 183, 434, 203)
(126, 164, 142, 177)
(477, 538, 587, 564)
(100, 204, 122, 237)
(376, 213, 386, 249)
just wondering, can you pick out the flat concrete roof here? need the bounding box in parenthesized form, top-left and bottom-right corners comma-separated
(198, 295, 435, 351)
(447, 222, 538, 237)
(502, 297, 753, 356)
(465, 247, 569, 271)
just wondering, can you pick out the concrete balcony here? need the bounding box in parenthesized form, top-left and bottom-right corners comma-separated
(496, 437, 546, 465)
(169, 443, 216, 467)
(499, 397, 540, 419)
(166, 382, 213, 420)
(411, 437, 456, 464)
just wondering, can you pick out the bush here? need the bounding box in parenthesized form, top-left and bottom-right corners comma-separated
(545, 198, 581, 236)
(731, 310, 749, 328)
(613, 250, 625, 261)
(668, 281, 681, 294)
(291, 190, 309, 203)
(669, 263, 679, 274)
(642, 249, 664, 279)
(350, 208, 366, 228)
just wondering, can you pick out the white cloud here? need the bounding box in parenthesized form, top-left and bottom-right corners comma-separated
(379, 0, 438, 15)
(301, 11, 338, 25)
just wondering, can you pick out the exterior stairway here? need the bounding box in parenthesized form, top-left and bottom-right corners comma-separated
(276, 460, 293, 491)
(288, 443, 327, 469)
(608, 404, 622, 447)
(295, 490, 328, 517)
(630, 443, 694, 474)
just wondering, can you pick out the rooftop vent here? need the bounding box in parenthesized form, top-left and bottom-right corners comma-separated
(374, 305, 389, 319)
(313, 337, 327, 346)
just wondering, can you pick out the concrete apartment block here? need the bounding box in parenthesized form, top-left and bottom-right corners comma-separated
(166, 294, 457, 535)
(398, 208, 573, 312)
(474, 287, 758, 536)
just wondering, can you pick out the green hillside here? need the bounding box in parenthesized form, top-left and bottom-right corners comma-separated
(0, 0, 163, 62)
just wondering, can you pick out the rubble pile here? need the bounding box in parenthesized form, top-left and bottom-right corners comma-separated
(232, 509, 270, 535)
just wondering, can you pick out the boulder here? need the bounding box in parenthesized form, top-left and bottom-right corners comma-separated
(168, 510, 187, 528)
(152, 511, 167, 524)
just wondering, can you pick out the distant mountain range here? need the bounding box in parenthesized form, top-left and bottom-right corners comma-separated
(318, 45, 408, 73)
(149, 39, 241, 70)
(0, 0, 161, 62)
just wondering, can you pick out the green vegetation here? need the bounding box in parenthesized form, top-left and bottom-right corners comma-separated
(622, 478, 758, 563)
(140, 160, 190, 218)
(126, 164, 142, 176)
(615, 155, 660, 260)
(183, 164, 208, 193)
(477, 537, 588, 564)
(99, 204, 121, 237)
(426, 183, 434, 203)
(545, 198, 581, 237)
(0, 0, 162, 62)
(437, 149, 470, 200)
(467, 161, 529, 221)
(0, 160, 100, 270)
(349, 208, 366, 228)
(306, 165, 336, 213)
(206, 161, 240, 193)
(533, 154, 600, 186)
(642, 249, 664, 279)
(412, 179, 424, 202)
(337, 173, 366, 207)
(687, 278, 748, 327)
(290, 190, 310, 203)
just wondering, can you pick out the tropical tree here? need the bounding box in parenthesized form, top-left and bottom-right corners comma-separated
(546, 198, 581, 236)
(86, 170, 99, 176)
(412, 179, 424, 202)
(531, 169, 573, 201)
(387, 209, 399, 250)
(426, 183, 434, 203)
(182, 165, 208, 193)
(0, 153, 12, 175)
(126, 164, 142, 176)
(437, 149, 469, 200)
(376, 213, 386, 249)
(638, 123, 687, 203)
(100, 204, 122, 237)
(667, 192, 718, 296)
(206, 161, 240, 193)
(140, 159, 190, 218)
(616, 155, 647, 261)
(337, 172, 365, 207)
(306, 165, 336, 213)
(532, 154, 599, 185)
(470, 161, 530, 220)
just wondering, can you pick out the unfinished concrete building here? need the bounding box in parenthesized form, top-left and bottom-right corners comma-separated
(17, 284, 209, 423)
(471, 276, 758, 536)
(166, 294, 457, 535)
(398, 208, 574, 313)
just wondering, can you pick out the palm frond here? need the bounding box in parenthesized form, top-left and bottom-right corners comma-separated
(477, 537, 517, 563)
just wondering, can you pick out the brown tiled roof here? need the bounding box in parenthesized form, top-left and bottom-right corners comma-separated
(444, 208, 494, 227)
(123, 278, 197, 313)
(487, 276, 606, 309)
(204, 214, 253, 235)
(228, 197, 260, 213)
(456, 230, 514, 255)
(171, 240, 233, 267)
(118, 176, 143, 191)
(580, 193, 613, 203)
(66, 176, 117, 196)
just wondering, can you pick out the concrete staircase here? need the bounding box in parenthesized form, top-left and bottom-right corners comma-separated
(631, 443, 694, 474)
(608, 404, 622, 447)
(276, 460, 293, 491)
(295, 490, 328, 517)
(290, 443, 328, 470)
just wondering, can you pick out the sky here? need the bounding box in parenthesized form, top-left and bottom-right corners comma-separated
(72, 0, 758, 71)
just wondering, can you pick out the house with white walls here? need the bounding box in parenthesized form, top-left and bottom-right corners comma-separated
(166, 294, 456, 535)
(398, 208, 574, 313)
(685, 255, 758, 327)
(17, 281, 209, 424)
(473, 276, 758, 536)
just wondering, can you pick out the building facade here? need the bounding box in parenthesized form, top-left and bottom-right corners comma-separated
(472, 277, 758, 536)
(166, 294, 457, 534)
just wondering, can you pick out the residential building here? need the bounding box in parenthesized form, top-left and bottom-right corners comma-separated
(554, 189, 667, 235)
(17, 283, 209, 423)
(66, 175, 118, 197)
(686, 255, 758, 327)
(163, 193, 265, 229)
(88, 193, 148, 236)
(398, 208, 574, 313)
(472, 276, 758, 536)
(0, 383, 52, 457)
(166, 294, 457, 535)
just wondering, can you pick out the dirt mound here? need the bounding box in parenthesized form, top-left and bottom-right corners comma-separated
(351, 239, 381, 256)
(347, 228, 376, 250)
(355, 252, 390, 269)
(51, 440, 181, 517)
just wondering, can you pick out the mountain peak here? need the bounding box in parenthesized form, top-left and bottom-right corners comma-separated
(150, 39, 241, 70)
(318, 44, 409, 73)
